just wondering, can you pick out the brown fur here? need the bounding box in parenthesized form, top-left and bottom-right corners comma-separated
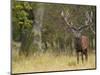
(75, 35, 89, 64)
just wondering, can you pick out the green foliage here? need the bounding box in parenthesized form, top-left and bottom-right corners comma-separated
(12, 0, 33, 41)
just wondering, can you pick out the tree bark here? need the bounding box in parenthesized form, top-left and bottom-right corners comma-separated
(33, 3, 45, 52)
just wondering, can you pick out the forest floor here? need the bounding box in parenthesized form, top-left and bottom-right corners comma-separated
(12, 50, 96, 74)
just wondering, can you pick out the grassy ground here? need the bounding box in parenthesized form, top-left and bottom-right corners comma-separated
(12, 49, 96, 74)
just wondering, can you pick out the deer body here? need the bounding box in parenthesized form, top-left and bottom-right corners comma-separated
(74, 35, 89, 63)
(81, 36, 89, 50)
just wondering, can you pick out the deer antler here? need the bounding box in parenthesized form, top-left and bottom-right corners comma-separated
(61, 10, 77, 32)
(85, 11, 95, 34)
(78, 25, 91, 31)
(85, 11, 93, 25)
(90, 26, 95, 35)
(78, 11, 95, 33)
(61, 10, 70, 26)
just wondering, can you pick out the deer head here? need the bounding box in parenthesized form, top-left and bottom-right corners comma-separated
(61, 10, 82, 38)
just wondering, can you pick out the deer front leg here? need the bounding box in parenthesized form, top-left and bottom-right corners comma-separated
(77, 51, 79, 64)
(81, 51, 84, 63)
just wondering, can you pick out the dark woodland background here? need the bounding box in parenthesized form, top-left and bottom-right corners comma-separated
(12, 0, 96, 56)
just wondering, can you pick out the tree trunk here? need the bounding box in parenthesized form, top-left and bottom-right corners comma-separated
(33, 3, 45, 52)
(20, 3, 45, 56)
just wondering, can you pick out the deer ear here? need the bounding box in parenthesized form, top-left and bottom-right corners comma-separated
(71, 27, 77, 33)
(71, 27, 77, 31)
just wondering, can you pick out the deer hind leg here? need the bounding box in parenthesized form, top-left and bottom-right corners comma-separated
(82, 48, 88, 62)
(85, 48, 88, 61)
(77, 51, 79, 64)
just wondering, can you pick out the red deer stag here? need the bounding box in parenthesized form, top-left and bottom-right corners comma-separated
(61, 10, 93, 63)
